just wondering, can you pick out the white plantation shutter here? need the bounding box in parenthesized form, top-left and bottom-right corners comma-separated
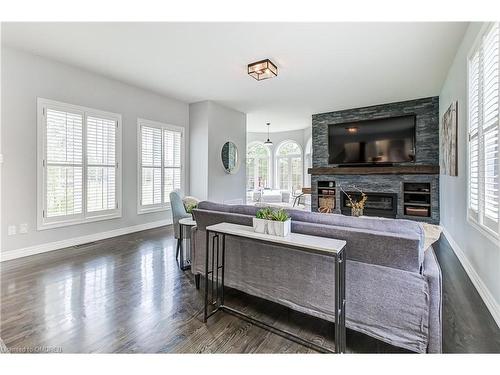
(468, 22, 500, 235)
(469, 51, 480, 215)
(87, 116, 117, 212)
(39, 99, 121, 228)
(45, 108, 83, 218)
(482, 24, 499, 229)
(163, 129, 182, 203)
(141, 126, 163, 206)
(138, 119, 184, 212)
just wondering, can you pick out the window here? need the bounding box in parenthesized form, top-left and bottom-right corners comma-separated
(468, 22, 499, 237)
(276, 140, 303, 193)
(246, 142, 271, 190)
(138, 119, 184, 213)
(37, 98, 122, 229)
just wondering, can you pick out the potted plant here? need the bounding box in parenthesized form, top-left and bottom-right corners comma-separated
(184, 202, 198, 220)
(267, 208, 291, 237)
(253, 207, 272, 234)
(183, 196, 200, 220)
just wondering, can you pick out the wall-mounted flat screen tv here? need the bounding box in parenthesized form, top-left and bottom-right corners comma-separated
(328, 115, 416, 165)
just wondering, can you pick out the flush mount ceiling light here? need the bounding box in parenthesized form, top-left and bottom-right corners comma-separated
(264, 122, 273, 146)
(248, 59, 278, 81)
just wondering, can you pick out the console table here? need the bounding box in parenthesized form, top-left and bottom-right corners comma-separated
(203, 222, 347, 353)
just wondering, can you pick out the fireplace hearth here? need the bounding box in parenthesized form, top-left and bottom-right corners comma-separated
(341, 192, 397, 218)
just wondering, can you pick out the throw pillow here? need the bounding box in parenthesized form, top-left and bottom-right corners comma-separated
(422, 223, 442, 251)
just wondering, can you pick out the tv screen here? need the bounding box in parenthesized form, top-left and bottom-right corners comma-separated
(328, 115, 416, 165)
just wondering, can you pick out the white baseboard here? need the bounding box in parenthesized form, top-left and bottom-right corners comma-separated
(0, 219, 172, 262)
(441, 226, 500, 328)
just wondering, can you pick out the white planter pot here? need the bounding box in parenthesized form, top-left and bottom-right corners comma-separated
(266, 219, 276, 236)
(252, 218, 268, 234)
(267, 219, 291, 237)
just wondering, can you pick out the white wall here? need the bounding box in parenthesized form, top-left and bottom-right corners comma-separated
(439, 22, 500, 326)
(190, 101, 247, 204)
(207, 102, 247, 204)
(247, 127, 312, 189)
(189, 101, 209, 200)
(1, 47, 189, 254)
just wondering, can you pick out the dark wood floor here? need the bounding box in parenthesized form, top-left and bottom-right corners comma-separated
(1, 226, 499, 353)
(432, 236, 500, 353)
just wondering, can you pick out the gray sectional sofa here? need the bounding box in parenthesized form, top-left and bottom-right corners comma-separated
(191, 201, 442, 353)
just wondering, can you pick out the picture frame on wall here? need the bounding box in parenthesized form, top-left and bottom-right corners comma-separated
(441, 100, 458, 176)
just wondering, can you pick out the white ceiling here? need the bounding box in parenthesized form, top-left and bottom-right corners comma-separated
(2, 22, 468, 132)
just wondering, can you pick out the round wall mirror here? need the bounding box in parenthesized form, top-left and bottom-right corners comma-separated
(221, 141, 240, 174)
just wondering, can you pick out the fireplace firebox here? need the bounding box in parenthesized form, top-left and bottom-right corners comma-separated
(340, 192, 397, 218)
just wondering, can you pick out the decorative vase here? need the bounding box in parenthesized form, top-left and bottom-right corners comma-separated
(252, 218, 268, 234)
(351, 207, 363, 217)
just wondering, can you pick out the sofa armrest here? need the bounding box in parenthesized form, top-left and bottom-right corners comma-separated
(422, 247, 442, 353)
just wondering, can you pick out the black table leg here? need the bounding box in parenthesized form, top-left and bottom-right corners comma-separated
(334, 248, 347, 353)
(203, 230, 210, 322)
(342, 247, 347, 352)
(221, 234, 225, 306)
(335, 253, 340, 353)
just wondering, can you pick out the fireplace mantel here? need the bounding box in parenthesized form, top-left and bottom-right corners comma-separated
(308, 165, 439, 175)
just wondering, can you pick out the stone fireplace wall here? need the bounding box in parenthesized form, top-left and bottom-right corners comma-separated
(311, 97, 440, 223)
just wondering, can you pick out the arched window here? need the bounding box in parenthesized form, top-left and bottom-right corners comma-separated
(276, 140, 303, 193)
(246, 142, 270, 190)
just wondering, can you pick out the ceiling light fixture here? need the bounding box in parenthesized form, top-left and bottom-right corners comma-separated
(264, 122, 273, 146)
(248, 59, 278, 81)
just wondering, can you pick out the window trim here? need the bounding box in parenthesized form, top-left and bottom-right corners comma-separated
(466, 22, 500, 242)
(37, 98, 122, 231)
(137, 118, 185, 215)
(274, 139, 303, 192)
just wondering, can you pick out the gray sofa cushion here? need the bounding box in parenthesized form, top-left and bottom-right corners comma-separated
(292, 221, 422, 272)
